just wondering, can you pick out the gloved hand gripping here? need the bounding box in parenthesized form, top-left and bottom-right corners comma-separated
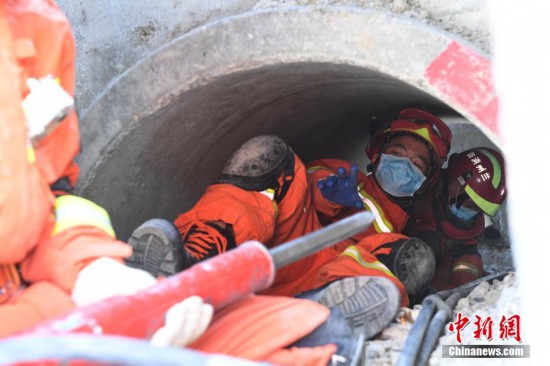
(317, 165, 363, 210)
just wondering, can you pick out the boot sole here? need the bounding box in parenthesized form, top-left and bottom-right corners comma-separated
(125, 219, 184, 277)
(314, 276, 401, 340)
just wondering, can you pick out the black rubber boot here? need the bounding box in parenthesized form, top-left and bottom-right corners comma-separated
(125, 219, 185, 277)
(379, 237, 436, 303)
(218, 135, 295, 202)
(296, 276, 401, 340)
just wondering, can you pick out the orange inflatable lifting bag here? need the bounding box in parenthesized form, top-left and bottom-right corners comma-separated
(191, 295, 336, 366)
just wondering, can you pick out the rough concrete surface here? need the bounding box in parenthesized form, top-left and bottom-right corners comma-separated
(57, 0, 489, 115)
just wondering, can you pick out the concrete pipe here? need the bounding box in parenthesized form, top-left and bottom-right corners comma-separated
(74, 7, 500, 240)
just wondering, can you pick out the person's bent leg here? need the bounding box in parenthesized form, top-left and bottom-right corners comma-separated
(178, 135, 299, 249)
(283, 235, 414, 340)
(290, 233, 437, 339)
(127, 135, 322, 280)
(325, 232, 436, 304)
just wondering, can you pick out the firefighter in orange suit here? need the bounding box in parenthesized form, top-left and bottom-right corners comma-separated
(0, 0, 208, 341)
(128, 109, 453, 308)
(404, 147, 507, 290)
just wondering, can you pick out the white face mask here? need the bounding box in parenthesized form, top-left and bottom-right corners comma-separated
(447, 180, 480, 221)
(375, 153, 426, 197)
(449, 202, 479, 221)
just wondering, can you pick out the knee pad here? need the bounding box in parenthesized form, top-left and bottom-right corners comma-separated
(218, 135, 295, 201)
(379, 237, 436, 298)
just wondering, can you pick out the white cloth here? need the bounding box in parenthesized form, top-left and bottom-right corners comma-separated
(151, 296, 214, 347)
(71, 257, 157, 307)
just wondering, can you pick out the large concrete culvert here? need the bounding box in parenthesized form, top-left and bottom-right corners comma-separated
(73, 7, 501, 245)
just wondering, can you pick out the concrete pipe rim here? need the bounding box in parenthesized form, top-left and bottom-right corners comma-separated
(77, 6, 498, 190)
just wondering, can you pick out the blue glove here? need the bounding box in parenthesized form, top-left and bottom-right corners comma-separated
(317, 165, 364, 210)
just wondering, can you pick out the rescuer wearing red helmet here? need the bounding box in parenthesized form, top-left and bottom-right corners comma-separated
(365, 108, 452, 200)
(404, 147, 507, 290)
(316, 108, 453, 304)
(127, 108, 453, 338)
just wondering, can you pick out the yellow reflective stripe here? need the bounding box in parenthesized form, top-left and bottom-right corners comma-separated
(272, 201, 279, 219)
(391, 127, 436, 150)
(465, 185, 499, 216)
(451, 261, 481, 277)
(27, 145, 36, 163)
(260, 188, 275, 201)
(358, 189, 393, 233)
(480, 149, 502, 188)
(341, 246, 397, 279)
(260, 189, 279, 219)
(53, 195, 115, 238)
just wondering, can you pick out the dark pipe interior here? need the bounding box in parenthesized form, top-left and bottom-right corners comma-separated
(81, 62, 454, 240)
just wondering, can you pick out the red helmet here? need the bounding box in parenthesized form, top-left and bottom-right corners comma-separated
(365, 109, 452, 190)
(366, 109, 452, 166)
(447, 147, 506, 216)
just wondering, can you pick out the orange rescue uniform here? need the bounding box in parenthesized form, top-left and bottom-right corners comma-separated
(0, 0, 131, 337)
(175, 155, 411, 306)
